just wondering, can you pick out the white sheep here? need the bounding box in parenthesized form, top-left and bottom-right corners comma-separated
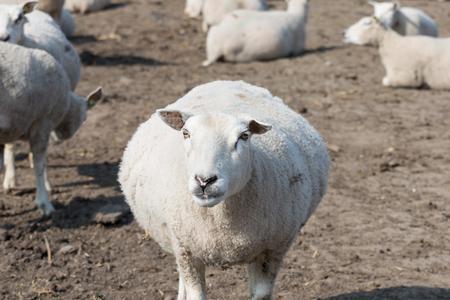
(64, 0, 110, 14)
(368, 1, 438, 37)
(345, 16, 450, 89)
(0, 0, 76, 37)
(0, 2, 80, 90)
(119, 80, 330, 300)
(184, 0, 203, 18)
(203, 0, 309, 66)
(202, 0, 267, 32)
(0, 42, 101, 215)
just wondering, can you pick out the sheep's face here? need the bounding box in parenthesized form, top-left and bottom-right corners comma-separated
(54, 88, 102, 141)
(0, 2, 36, 44)
(344, 17, 383, 46)
(369, 1, 398, 28)
(185, 0, 203, 18)
(158, 110, 271, 208)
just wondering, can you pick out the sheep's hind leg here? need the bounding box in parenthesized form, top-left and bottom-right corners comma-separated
(176, 255, 206, 300)
(29, 133, 54, 216)
(383, 69, 422, 88)
(3, 143, 16, 192)
(248, 251, 284, 300)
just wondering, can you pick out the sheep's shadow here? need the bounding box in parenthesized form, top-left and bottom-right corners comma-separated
(50, 161, 120, 190)
(26, 195, 132, 231)
(79, 50, 169, 66)
(70, 35, 98, 45)
(322, 286, 450, 300)
(302, 45, 346, 56)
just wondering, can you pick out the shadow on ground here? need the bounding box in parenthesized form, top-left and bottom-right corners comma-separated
(323, 286, 450, 300)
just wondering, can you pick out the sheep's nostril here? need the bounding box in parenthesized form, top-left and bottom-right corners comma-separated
(195, 175, 218, 190)
(1, 35, 10, 42)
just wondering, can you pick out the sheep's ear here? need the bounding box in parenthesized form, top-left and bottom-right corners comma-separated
(86, 87, 102, 109)
(158, 109, 192, 131)
(393, 1, 400, 9)
(248, 120, 271, 135)
(22, 1, 38, 14)
(368, 1, 378, 7)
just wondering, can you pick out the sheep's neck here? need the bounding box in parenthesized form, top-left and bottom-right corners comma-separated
(377, 28, 399, 49)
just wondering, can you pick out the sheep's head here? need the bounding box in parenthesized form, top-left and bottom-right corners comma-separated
(369, 1, 399, 28)
(54, 87, 102, 141)
(158, 110, 271, 208)
(0, 2, 36, 44)
(344, 16, 386, 46)
(184, 0, 203, 18)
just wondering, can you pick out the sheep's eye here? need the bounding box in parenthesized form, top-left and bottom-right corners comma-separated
(182, 129, 190, 139)
(239, 132, 250, 141)
(15, 13, 24, 24)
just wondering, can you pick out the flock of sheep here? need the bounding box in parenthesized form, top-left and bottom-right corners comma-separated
(0, 0, 447, 299)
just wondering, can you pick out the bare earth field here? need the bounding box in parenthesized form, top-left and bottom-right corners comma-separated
(1, 0, 449, 299)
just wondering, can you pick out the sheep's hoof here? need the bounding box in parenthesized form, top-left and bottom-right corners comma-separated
(38, 202, 55, 216)
(3, 181, 16, 194)
(202, 60, 213, 67)
(382, 77, 391, 87)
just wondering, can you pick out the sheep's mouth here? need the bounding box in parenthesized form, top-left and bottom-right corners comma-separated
(192, 192, 225, 207)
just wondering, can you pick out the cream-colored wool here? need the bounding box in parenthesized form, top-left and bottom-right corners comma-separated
(345, 17, 450, 89)
(0, 43, 101, 215)
(369, 1, 438, 37)
(203, 0, 308, 66)
(119, 80, 329, 300)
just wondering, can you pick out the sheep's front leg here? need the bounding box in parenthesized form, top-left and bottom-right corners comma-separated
(29, 135, 54, 216)
(3, 143, 16, 192)
(177, 274, 186, 300)
(176, 254, 206, 300)
(248, 251, 284, 300)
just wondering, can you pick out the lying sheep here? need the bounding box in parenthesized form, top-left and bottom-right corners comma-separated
(203, 0, 309, 66)
(345, 17, 450, 89)
(64, 0, 110, 14)
(1, 0, 76, 37)
(119, 80, 330, 300)
(0, 2, 80, 89)
(368, 1, 438, 37)
(0, 42, 101, 215)
(202, 0, 267, 32)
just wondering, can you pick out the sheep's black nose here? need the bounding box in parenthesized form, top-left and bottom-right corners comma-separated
(195, 175, 218, 190)
(0, 35, 10, 42)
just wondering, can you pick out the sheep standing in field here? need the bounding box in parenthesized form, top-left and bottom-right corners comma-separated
(344, 17, 450, 89)
(0, 42, 101, 215)
(119, 80, 330, 300)
(0, 2, 81, 191)
(368, 1, 438, 37)
(0, 0, 76, 37)
(203, 0, 309, 66)
(64, 0, 110, 14)
(202, 0, 267, 32)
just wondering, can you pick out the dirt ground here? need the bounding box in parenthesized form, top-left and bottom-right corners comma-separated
(1, 0, 449, 299)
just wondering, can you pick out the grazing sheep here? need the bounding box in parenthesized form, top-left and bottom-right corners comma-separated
(0, 2, 80, 89)
(184, 0, 203, 18)
(64, 0, 110, 14)
(202, 0, 267, 32)
(0, 42, 101, 215)
(203, 0, 309, 66)
(344, 17, 450, 89)
(119, 80, 330, 300)
(368, 1, 438, 37)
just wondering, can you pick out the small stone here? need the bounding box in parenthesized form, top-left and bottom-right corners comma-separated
(327, 144, 341, 153)
(94, 204, 130, 225)
(58, 245, 77, 255)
